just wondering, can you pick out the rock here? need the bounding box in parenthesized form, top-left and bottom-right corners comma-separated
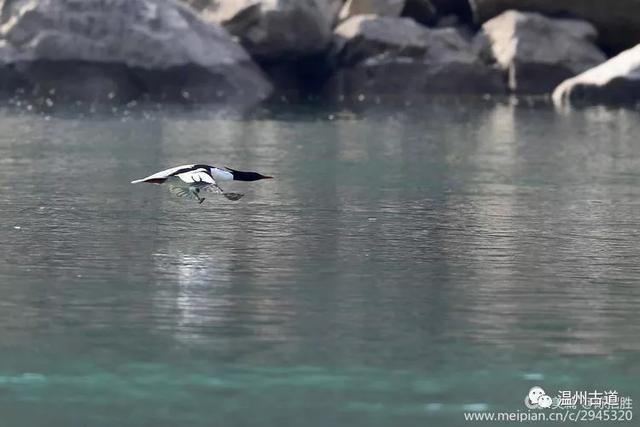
(470, 0, 640, 53)
(476, 10, 606, 93)
(0, 46, 29, 93)
(328, 56, 506, 98)
(328, 15, 505, 97)
(333, 15, 428, 65)
(187, 0, 342, 98)
(187, 0, 261, 23)
(0, 0, 272, 104)
(400, 0, 437, 26)
(13, 61, 143, 103)
(339, 0, 405, 21)
(196, 0, 340, 60)
(0, 1, 30, 24)
(553, 44, 640, 106)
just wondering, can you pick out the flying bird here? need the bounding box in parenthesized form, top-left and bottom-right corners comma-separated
(131, 164, 272, 203)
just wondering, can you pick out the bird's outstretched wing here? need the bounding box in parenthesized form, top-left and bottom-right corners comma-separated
(131, 164, 196, 184)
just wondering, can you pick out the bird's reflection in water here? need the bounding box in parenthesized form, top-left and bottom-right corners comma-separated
(152, 250, 233, 345)
(151, 248, 294, 353)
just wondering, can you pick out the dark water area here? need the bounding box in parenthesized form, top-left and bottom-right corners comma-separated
(0, 99, 639, 426)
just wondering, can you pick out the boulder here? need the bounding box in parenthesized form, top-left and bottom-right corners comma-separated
(194, 0, 341, 60)
(185, 0, 343, 97)
(333, 15, 428, 66)
(553, 44, 640, 106)
(10, 60, 144, 103)
(0, 0, 272, 104)
(339, 0, 405, 21)
(476, 10, 605, 93)
(328, 15, 505, 97)
(470, 0, 640, 53)
(183, 0, 258, 24)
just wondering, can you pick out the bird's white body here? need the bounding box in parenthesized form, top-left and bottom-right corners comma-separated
(131, 164, 271, 203)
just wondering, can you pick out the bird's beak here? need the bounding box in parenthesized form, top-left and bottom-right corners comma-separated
(263, 176, 274, 179)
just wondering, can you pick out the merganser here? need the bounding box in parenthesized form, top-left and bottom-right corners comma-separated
(131, 164, 273, 203)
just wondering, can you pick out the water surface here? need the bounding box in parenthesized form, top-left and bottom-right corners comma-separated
(1, 100, 639, 426)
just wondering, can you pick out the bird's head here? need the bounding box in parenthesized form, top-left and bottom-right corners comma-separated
(226, 167, 273, 181)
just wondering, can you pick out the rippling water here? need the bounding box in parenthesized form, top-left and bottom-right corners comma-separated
(1, 100, 639, 426)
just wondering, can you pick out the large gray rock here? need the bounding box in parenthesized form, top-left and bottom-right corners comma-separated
(328, 15, 505, 97)
(470, 0, 640, 53)
(553, 44, 640, 106)
(476, 10, 606, 93)
(0, 0, 272, 104)
(334, 15, 428, 65)
(193, 0, 341, 60)
(339, 0, 405, 20)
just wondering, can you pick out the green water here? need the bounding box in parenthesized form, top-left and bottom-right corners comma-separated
(0, 100, 639, 426)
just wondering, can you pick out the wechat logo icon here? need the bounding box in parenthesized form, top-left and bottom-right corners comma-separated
(525, 386, 553, 409)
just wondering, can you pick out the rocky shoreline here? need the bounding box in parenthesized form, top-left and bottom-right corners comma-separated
(0, 0, 639, 108)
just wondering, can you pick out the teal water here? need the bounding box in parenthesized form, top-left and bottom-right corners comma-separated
(0, 100, 639, 426)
